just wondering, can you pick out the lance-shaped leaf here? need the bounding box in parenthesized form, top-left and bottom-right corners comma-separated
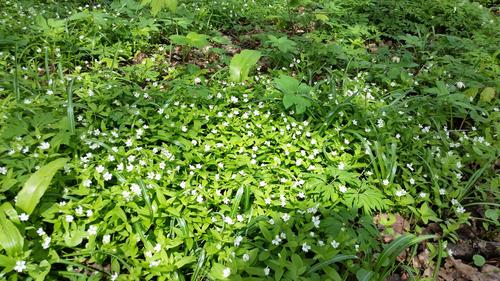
(229, 50, 261, 82)
(16, 158, 68, 214)
(0, 213, 23, 257)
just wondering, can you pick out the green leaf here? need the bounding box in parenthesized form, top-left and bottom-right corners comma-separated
(306, 254, 358, 275)
(485, 209, 498, 221)
(0, 213, 24, 257)
(473, 254, 485, 267)
(419, 202, 441, 224)
(356, 268, 376, 281)
(480, 87, 495, 103)
(274, 75, 300, 95)
(142, 0, 177, 15)
(16, 158, 68, 214)
(267, 35, 297, 54)
(375, 234, 436, 271)
(229, 50, 262, 82)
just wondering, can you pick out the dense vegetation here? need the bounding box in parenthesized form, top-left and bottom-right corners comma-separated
(0, 0, 498, 280)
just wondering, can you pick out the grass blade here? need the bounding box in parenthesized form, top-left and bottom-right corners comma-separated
(306, 254, 358, 275)
(66, 79, 75, 135)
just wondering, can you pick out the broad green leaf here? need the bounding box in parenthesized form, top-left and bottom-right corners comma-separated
(185, 32, 209, 49)
(0, 213, 24, 257)
(229, 50, 261, 82)
(16, 158, 68, 214)
(356, 268, 376, 281)
(485, 209, 498, 221)
(142, 0, 177, 15)
(274, 75, 300, 95)
(267, 35, 297, 54)
(473, 254, 486, 267)
(480, 87, 495, 103)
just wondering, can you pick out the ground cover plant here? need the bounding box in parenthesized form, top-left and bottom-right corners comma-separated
(0, 0, 499, 280)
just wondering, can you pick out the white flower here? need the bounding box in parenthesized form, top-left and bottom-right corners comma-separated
(259, 181, 267, 187)
(234, 235, 243, 247)
(331, 240, 340, 248)
(19, 213, 29, 221)
(264, 267, 270, 276)
(439, 188, 446, 195)
(95, 165, 105, 173)
(456, 81, 465, 89)
(382, 179, 389, 186)
(37, 228, 46, 236)
(409, 178, 415, 185)
(14, 260, 26, 272)
(242, 253, 250, 261)
(83, 179, 92, 187)
(0, 166, 7, 175)
(103, 234, 111, 244)
(419, 192, 427, 198)
(154, 243, 162, 252)
(456, 206, 465, 214)
(103, 172, 112, 181)
(224, 216, 234, 225)
(88, 225, 98, 236)
(194, 77, 201, 84)
(338, 162, 345, 170)
(302, 242, 311, 253)
(395, 189, 407, 197)
(222, 267, 231, 278)
(86, 210, 93, 217)
(125, 139, 133, 147)
(130, 184, 141, 196)
(149, 260, 160, 268)
(282, 213, 290, 222)
(42, 236, 51, 249)
(66, 215, 74, 223)
(339, 185, 347, 193)
(312, 216, 320, 228)
(39, 142, 50, 150)
(111, 272, 119, 281)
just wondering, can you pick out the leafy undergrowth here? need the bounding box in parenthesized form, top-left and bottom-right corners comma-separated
(0, 0, 498, 280)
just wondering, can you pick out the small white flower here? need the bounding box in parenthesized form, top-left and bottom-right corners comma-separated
(382, 179, 389, 186)
(234, 235, 243, 247)
(242, 253, 250, 261)
(149, 260, 160, 268)
(66, 215, 74, 223)
(302, 242, 311, 253)
(331, 240, 340, 248)
(154, 243, 161, 252)
(0, 166, 7, 175)
(282, 213, 290, 222)
(103, 172, 112, 181)
(130, 184, 141, 196)
(39, 142, 50, 150)
(456, 206, 465, 214)
(87, 225, 98, 236)
(395, 189, 407, 197)
(264, 267, 270, 276)
(409, 178, 415, 185)
(111, 272, 119, 281)
(19, 213, 29, 221)
(95, 165, 105, 173)
(194, 77, 201, 84)
(42, 236, 51, 249)
(125, 139, 133, 147)
(339, 185, 347, 193)
(14, 260, 26, 272)
(86, 210, 93, 217)
(439, 188, 446, 195)
(259, 181, 267, 187)
(419, 192, 426, 198)
(222, 267, 231, 278)
(103, 234, 111, 244)
(456, 81, 465, 89)
(338, 162, 345, 170)
(83, 179, 92, 187)
(37, 228, 46, 236)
